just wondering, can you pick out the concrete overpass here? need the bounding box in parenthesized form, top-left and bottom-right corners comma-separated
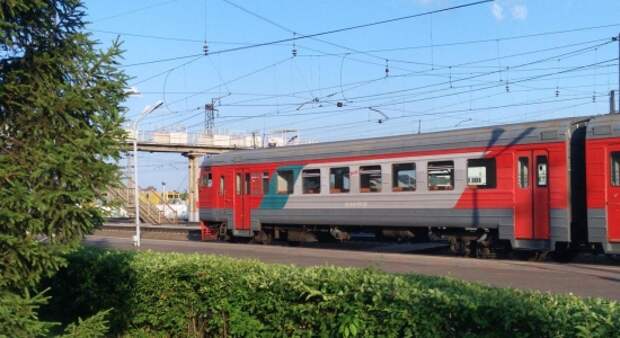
(125, 130, 257, 222)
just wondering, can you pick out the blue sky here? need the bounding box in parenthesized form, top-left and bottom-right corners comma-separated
(84, 0, 620, 191)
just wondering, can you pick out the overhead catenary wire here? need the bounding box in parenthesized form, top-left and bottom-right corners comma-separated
(90, 0, 181, 23)
(197, 58, 617, 128)
(297, 94, 603, 139)
(120, 3, 619, 141)
(183, 65, 617, 133)
(120, 0, 491, 74)
(208, 40, 611, 115)
(221, 0, 436, 67)
(200, 0, 492, 56)
(141, 56, 296, 126)
(131, 34, 614, 111)
(297, 23, 620, 57)
(210, 36, 614, 108)
(130, 55, 203, 86)
(336, 39, 614, 103)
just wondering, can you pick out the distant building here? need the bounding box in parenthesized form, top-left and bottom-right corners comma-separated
(140, 187, 185, 205)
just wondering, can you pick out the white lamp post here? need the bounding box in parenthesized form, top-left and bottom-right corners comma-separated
(132, 100, 163, 248)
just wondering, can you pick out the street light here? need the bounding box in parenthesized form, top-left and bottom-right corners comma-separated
(132, 100, 163, 248)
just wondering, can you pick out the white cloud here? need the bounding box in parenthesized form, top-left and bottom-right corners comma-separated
(511, 4, 528, 20)
(491, 2, 504, 21)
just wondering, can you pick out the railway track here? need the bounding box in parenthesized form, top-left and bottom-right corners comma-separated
(97, 222, 618, 265)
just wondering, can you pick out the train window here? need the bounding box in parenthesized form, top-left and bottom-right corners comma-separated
(302, 169, 321, 194)
(518, 157, 529, 188)
(611, 152, 620, 186)
(467, 159, 496, 188)
(219, 176, 225, 196)
(235, 173, 242, 195)
(427, 161, 454, 191)
(276, 170, 294, 195)
(360, 165, 382, 193)
(202, 172, 213, 187)
(392, 163, 416, 192)
(262, 172, 270, 194)
(245, 173, 251, 195)
(536, 156, 548, 187)
(330, 167, 350, 193)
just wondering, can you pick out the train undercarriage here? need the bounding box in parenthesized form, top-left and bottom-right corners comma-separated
(200, 221, 592, 261)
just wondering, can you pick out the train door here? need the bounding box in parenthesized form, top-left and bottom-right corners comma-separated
(606, 146, 620, 241)
(514, 150, 550, 240)
(232, 170, 253, 231)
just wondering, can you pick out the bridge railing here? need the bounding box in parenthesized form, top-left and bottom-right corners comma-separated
(126, 130, 261, 149)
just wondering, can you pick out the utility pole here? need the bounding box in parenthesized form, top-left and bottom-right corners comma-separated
(204, 98, 216, 135)
(204, 93, 230, 135)
(417, 120, 421, 134)
(615, 33, 620, 113)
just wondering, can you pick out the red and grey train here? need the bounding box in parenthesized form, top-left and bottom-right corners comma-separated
(198, 114, 620, 256)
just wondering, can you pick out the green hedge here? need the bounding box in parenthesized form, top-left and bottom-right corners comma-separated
(41, 247, 619, 337)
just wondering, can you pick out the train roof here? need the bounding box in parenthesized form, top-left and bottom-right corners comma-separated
(587, 113, 620, 139)
(203, 115, 607, 166)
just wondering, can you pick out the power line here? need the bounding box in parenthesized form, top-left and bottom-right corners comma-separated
(298, 23, 620, 56)
(121, 0, 489, 80)
(123, 53, 203, 68)
(167, 56, 293, 106)
(142, 57, 295, 127)
(202, 59, 616, 126)
(297, 95, 602, 138)
(362, 58, 617, 110)
(220, 0, 435, 66)
(337, 40, 614, 103)
(130, 55, 203, 86)
(90, 29, 204, 43)
(90, 0, 181, 23)
(205, 37, 613, 108)
(189, 0, 491, 57)
(136, 31, 614, 133)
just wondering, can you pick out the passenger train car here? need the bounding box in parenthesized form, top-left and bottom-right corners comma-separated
(198, 114, 620, 256)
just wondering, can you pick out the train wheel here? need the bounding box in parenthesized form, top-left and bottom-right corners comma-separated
(532, 251, 550, 262)
(449, 237, 463, 255)
(475, 241, 493, 259)
(218, 224, 231, 242)
(449, 237, 475, 257)
(252, 230, 272, 245)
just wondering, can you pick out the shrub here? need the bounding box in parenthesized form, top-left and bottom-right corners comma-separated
(42, 247, 620, 337)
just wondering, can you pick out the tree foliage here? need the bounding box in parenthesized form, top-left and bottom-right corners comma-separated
(0, 0, 127, 335)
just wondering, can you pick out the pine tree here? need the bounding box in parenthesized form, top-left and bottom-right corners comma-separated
(0, 1, 127, 335)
